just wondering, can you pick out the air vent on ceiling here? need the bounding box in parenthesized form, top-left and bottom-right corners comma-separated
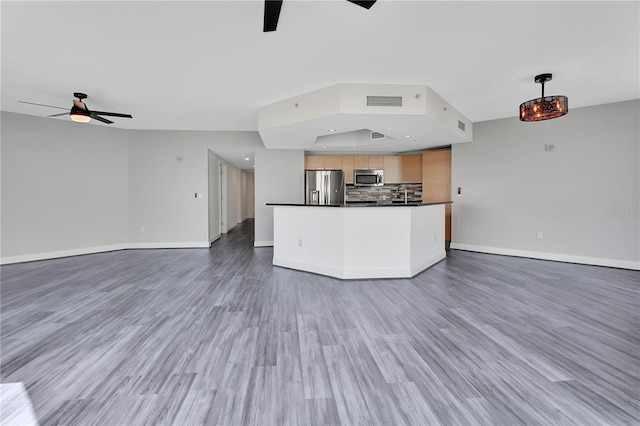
(458, 120, 466, 132)
(367, 96, 403, 107)
(371, 132, 385, 141)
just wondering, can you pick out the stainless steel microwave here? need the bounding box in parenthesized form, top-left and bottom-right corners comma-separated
(354, 169, 384, 186)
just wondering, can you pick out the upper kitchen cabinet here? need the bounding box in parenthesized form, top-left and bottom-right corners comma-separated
(399, 154, 422, 183)
(367, 156, 384, 169)
(353, 156, 369, 170)
(342, 156, 355, 184)
(383, 156, 399, 183)
(324, 156, 343, 170)
(305, 156, 325, 169)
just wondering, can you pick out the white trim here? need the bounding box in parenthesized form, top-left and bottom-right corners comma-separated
(0, 244, 127, 265)
(209, 235, 221, 245)
(254, 240, 274, 247)
(274, 252, 446, 280)
(1, 242, 211, 265)
(450, 243, 640, 271)
(127, 242, 211, 249)
(411, 251, 446, 276)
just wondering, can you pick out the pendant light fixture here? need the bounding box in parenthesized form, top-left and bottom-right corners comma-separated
(519, 73, 568, 122)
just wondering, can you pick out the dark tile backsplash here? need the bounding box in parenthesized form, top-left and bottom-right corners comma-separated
(346, 183, 422, 202)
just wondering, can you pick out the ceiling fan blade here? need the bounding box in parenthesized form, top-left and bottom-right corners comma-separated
(19, 101, 68, 110)
(346, 0, 377, 9)
(264, 0, 283, 32)
(47, 112, 69, 117)
(89, 113, 113, 124)
(90, 111, 133, 118)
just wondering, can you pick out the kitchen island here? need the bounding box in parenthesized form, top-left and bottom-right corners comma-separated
(267, 201, 451, 279)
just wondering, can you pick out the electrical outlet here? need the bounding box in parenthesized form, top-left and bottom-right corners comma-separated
(298, 239, 302, 247)
(537, 231, 544, 239)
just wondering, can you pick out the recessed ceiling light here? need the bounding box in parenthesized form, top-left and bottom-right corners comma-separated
(322, 146, 327, 149)
(244, 157, 250, 160)
(404, 135, 411, 138)
(352, 146, 357, 149)
(328, 129, 336, 132)
(415, 139, 422, 142)
(386, 128, 393, 131)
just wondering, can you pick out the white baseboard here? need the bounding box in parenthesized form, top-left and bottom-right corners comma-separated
(0, 244, 127, 265)
(411, 251, 446, 276)
(1, 242, 211, 265)
(254, 240, 274, 247)
(272, 256, 446, 280)
(450, 243, 640, 270)
(127, 242, 211, 249)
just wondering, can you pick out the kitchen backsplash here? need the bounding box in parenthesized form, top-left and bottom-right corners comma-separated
(346, 183, 422, 202)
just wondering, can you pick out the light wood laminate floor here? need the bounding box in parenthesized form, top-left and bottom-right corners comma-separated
(1, 219, 638, 425)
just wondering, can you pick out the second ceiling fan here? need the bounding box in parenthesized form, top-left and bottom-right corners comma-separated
(264, 0, 377, 32)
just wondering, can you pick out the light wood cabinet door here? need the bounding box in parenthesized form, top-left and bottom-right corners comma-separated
(305, 156, 325, 170)
(400, 154, 422, 183)
(342, 156, 355, 184)
(422, 149, 452, 240)
(383, 156, 399, 184)
(323, 156, 343, 170)
(368, 156, 384, 169)
(353, 156, 369, 170)
(422, 150, 451, 202)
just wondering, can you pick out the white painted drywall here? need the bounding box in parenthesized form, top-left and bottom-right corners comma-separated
(254, 149, 304, 246)
(0, 112, 128, 260)
(241, 170, 255, 220)
(127, 130, 210, 246)
(451, 100, 639, 269)
(126, 130, 259, 247)
(226, 164, 241, 231)
(208, 150, 221, 244)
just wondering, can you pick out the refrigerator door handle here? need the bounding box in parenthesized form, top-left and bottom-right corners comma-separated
(324, 174, 328, 204)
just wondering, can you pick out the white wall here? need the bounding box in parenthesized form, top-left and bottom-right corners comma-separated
(241, 170, 254, 220)
(2, 114, 264, 262)
(0, 112, 128, 262)
(127, 130, 257, 246)
(254, 149, 304, 246)
(208, 150, 221, 243)
(127, 130, 210, 247)
(226, 164, 242, 231)
(451, 100, 639, 270)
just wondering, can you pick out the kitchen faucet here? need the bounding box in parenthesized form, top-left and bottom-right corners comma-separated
(395, 185, 408, 204)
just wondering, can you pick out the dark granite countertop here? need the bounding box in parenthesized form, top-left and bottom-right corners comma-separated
(266, 201, 452, 208)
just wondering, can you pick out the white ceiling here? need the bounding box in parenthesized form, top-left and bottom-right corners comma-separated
(2, 1, 638, 169)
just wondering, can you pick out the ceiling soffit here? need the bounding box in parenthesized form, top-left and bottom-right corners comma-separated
(258, 83, 472, 153)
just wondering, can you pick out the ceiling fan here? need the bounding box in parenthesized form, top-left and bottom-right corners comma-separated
(264, 0, 377, 32)
(19, 92, 133, 124)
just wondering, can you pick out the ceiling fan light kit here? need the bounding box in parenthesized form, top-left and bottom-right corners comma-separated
(519, 73, 568, 122)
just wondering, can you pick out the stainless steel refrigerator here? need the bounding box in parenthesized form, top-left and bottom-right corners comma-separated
(305, 170, 345, 205)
